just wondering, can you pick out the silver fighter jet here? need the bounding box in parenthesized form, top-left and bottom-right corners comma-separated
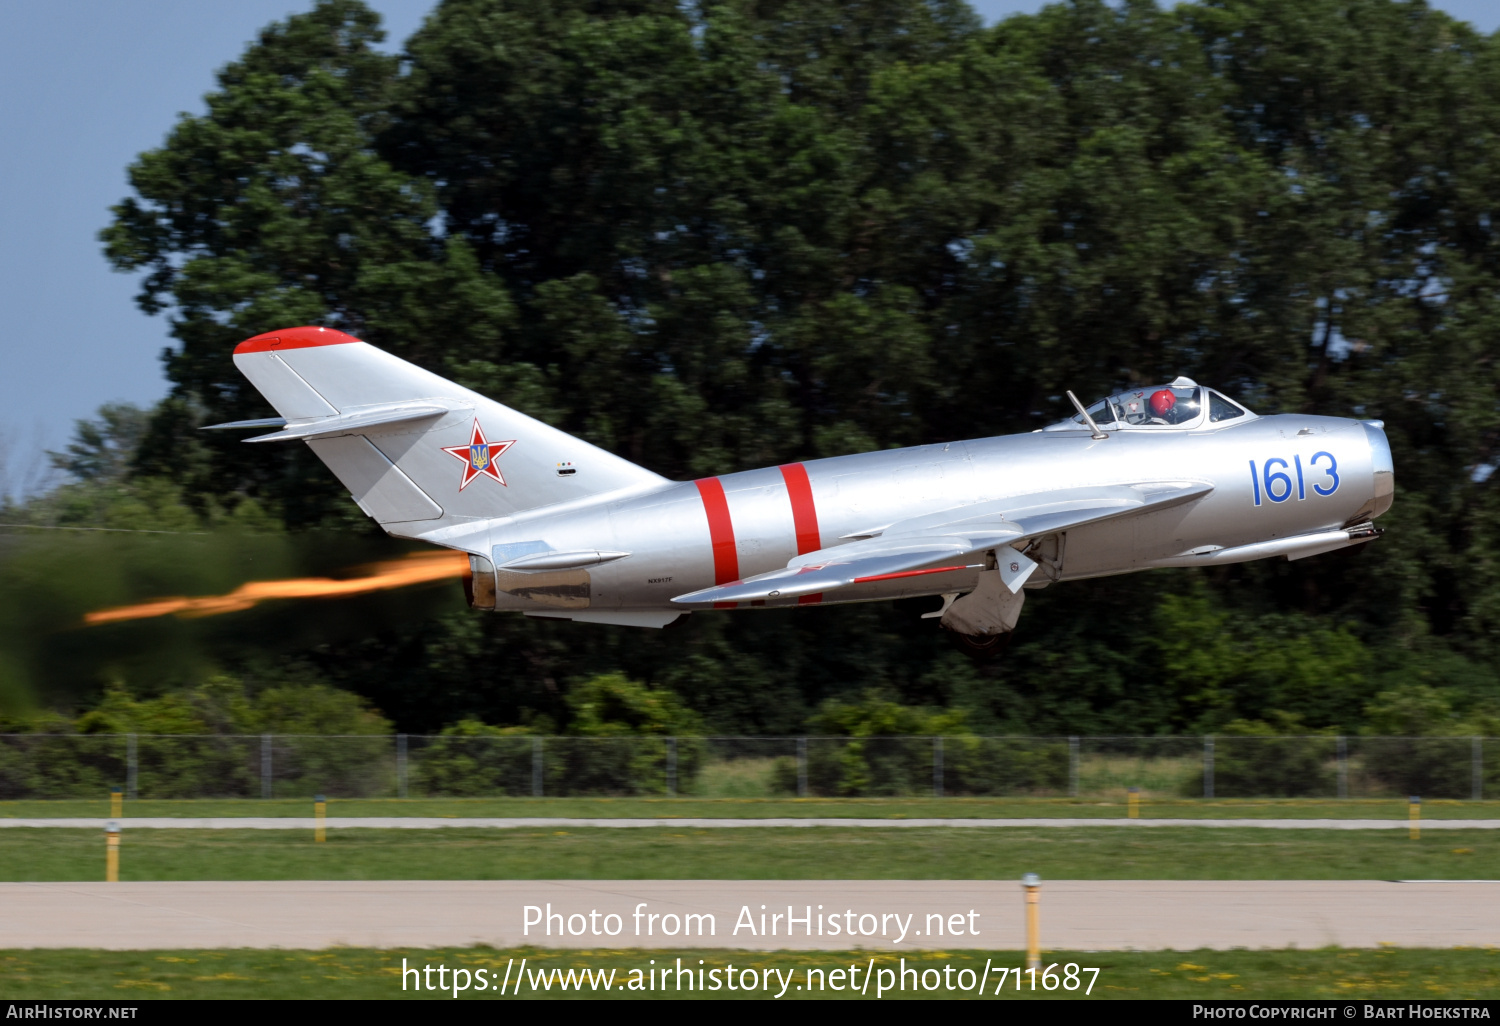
(213, 326, 1394, 650)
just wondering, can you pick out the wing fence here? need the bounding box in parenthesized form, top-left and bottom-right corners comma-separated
(0, 733, 1494, 800)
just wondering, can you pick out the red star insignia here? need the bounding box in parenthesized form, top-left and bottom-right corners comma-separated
(441, 419, 515, 490)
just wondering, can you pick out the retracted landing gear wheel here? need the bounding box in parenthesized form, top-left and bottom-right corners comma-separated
(947, 630, 1012, 661)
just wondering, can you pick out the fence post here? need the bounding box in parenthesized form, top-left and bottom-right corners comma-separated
(532, 736, 543, 798)
(1203, 736, 1215, 799)
(1069, 736, 1079, 798)
(1474, 737, 1483, 802)
(260, 733, 272, 800)
(667, 737, 678, 797)
(396, 733, 408, 800)
(126, 733, 138, 801)
(797, 737, 808, 798)
(933, 736, 943, 798)
(1337, 735, 1348, 799)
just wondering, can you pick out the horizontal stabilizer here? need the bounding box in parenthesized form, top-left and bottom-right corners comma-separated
(242, 402, 452, 443)
(200, 417, 288, 431)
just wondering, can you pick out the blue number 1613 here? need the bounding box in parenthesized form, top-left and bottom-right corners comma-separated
(1249, 452, 1338, 506)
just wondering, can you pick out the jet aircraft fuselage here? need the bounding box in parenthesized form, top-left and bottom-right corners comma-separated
(218, 327, 1394, 640)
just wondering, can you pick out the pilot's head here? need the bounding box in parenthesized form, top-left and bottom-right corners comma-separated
(1149, 389, 1176, 419)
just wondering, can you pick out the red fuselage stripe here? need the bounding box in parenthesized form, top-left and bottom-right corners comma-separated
(779, 462, 822, 555)
(852, 564, 981, 585)
(694, 478, 740, 586)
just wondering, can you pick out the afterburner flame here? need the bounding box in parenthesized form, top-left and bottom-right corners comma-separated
(83, 550, 469, 625)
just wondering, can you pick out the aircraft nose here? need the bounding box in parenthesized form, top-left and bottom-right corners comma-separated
(1362, 420, 1394, 519)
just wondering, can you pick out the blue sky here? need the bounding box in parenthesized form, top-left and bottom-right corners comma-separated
(2, 1, 1496, 498)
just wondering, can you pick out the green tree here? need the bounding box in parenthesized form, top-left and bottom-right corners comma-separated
(87, 0, 1500, 741)
(410, 717, 544, 797)
(102, 0, 514, 527)
(48, 404, 150, 482)
(1359, 685, 1495, 797)
(549, 673, 705, 794)
(1203, 714, 1336, 798)
(565, 673, 705, 737)
(1153, 586, 1372, 730)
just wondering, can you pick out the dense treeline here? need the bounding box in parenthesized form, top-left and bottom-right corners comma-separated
(9, 0, 1500, 736)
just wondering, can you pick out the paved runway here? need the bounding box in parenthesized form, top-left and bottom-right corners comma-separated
(2, 880, 1496, 950)
(2, 817, 1498, 829)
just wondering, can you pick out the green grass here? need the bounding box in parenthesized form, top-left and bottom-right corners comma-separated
(6, 796, 1497, 820)
(3, 826, 1498, 881)
(2, 946, 1497, 999)
(696, 758, 782, 797)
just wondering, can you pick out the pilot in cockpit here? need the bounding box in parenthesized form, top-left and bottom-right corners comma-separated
(1147, 388, 1201, 426)
(1043, 378, 1244, 433)
(1111, 386, 1202, 426)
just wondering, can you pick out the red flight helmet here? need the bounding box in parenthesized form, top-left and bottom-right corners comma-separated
(1149, 389, 1176, 418)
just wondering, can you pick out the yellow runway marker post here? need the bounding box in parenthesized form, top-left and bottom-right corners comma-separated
(1128, 786, 1140, 819)
(315, 794, 327, 843)
(105, 821, 120, 882)
(1022, 873, 1041, 971)
(109, 787, 122, 820)
(1409, 795, 1420, 840)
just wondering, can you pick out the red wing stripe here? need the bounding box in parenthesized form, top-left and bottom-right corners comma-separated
(779, 462, 822, 555)
(853, 563, 983, 585)
(694, 478, 740, 586)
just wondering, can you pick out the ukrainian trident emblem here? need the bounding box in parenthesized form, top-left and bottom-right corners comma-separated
(441, 419, 515, 489)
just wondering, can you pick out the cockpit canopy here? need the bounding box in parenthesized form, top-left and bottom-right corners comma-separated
(1043, 377, 1253, 432)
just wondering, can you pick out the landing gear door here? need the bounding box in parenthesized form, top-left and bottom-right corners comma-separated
(996, 547, 1038, 593)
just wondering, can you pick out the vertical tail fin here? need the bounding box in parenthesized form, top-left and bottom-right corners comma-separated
(231, 327, 665, 533)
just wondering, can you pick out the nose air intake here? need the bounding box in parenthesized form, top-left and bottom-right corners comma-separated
(1363, 420, 1394, 519)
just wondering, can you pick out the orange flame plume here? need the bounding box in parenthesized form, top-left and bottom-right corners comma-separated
(83, 550, 469, 626)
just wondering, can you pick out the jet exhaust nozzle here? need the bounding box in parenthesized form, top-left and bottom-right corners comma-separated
(464, 554, 496, 610)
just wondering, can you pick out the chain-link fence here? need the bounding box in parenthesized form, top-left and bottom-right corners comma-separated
(0, 734, 1494, 800)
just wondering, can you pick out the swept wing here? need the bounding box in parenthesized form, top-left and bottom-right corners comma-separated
(670, 481, 1212, 607)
